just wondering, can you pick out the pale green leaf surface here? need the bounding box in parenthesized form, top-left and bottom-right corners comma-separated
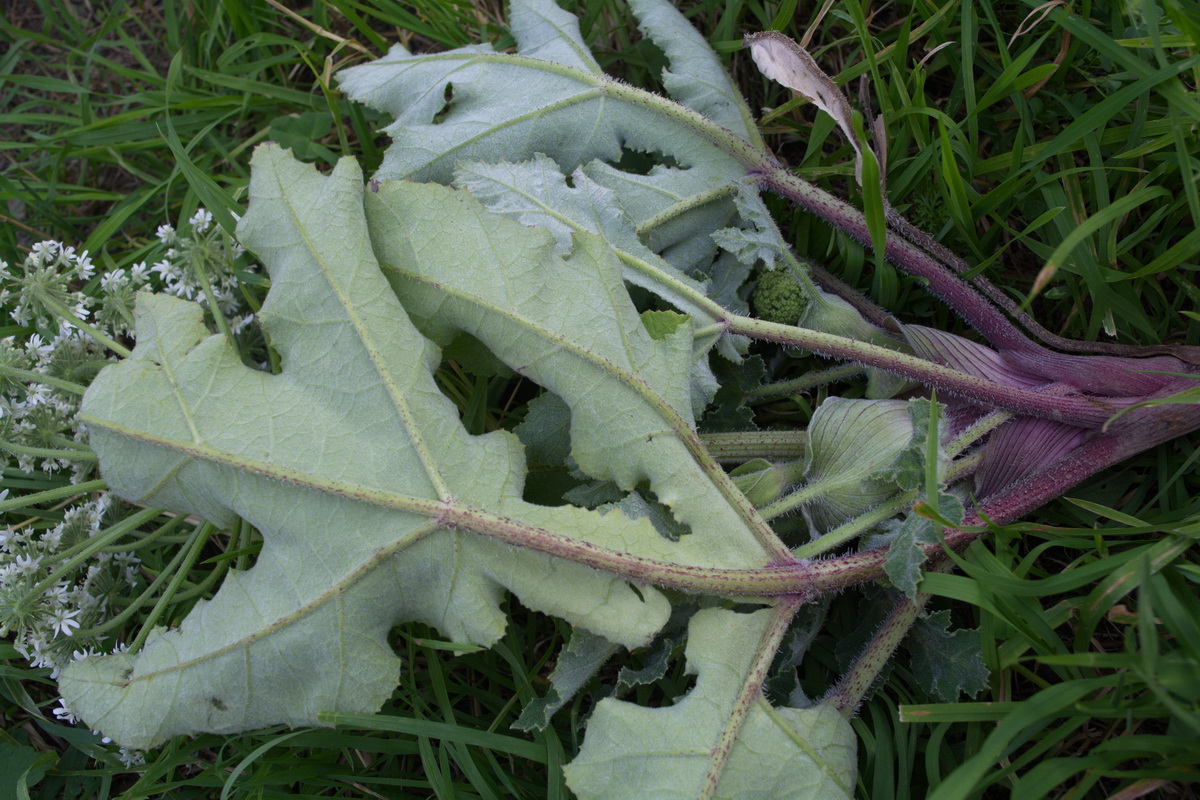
(712, 187, 795, 270)
(453, 156, 728, 410)
(366, 179, 777, 568)
(336, 0, 748, 184)
(564, 607, 856, 799)
(456, 154, 739, 391)
(454, 155, 717, 324)
(582, 161, 741, 275)
(507, 0, 602, 73)
(626, 0, 762, 146)
(59, 146, 678, 749)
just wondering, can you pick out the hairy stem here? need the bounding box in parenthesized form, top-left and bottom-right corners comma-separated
(826, 587, 931, 717)
(755, 169, 1040, 355)
(730, 315, 1128, 428)
(700, 596, 802, 800)
(884, 206, 1200, 362)
(700, 430, 806, 462)
(747, 363, 864, 401)
(792, 492, 916, 560)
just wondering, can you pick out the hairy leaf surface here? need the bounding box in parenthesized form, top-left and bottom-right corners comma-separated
(59, 146, 700, 749)
(364, 177, 782, 566)
(564, 607, 856, 799)
(337, 0, 758, 184)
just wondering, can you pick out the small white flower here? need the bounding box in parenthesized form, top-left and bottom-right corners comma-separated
(49, 607, 81, 637)
(188, 209, 213, 233)
(52, 699, 78, 724)
(75, 251, 94, 279)
(231, 314, 256, 335)
(14, 552, 43, 575)
(25, 333, 52, 358)
(129, 261, 149, 284)
(100, 268, 129, 293)
(70, 646, 98, 662)
(30, 241, 58, 264)
(155, 224, 176, 244)
(116, 747, 145, 768)
(25, 383, 53, 406)
(39, 524, 63, 552)
(150, 259, 177, 280)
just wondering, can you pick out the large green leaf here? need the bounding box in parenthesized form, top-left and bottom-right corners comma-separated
(564, 607, 857, 799)
(336, 0, 773, 320)
(364, 177, 782, 566)
(59, 146, 696, 749)
(336, 0, 758, 184)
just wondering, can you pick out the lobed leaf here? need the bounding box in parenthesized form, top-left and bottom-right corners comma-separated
(364, 176, 783, 567)
(564, 607, 856, 799)
(336, 0, 754, 185)
(907, 610, 990, 703)
(60, 147, 690, 749)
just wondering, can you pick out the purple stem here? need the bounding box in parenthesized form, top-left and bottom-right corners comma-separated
(885, 207, 1200, 363)
(760, 167, 1200, 395)
(732, 316, 1135, 429)
(760, 167, 1043, 356)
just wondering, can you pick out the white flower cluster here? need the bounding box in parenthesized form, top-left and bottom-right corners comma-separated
(147, 209, 255, 335)
(0, 241, 95, 330)
(0, 213, 258, 769)
(0, 330, 103, 477)
(0, 495, 140, 673)
(1, 491, 150, 767)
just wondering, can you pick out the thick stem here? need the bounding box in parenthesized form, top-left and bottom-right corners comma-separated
(0, 364, 87, 396)
(31, 506, 163, 599)
(190, 251, 236, 343)
(760, 478, 826, 521)
(32, 289, 132, 358)
(793, 491, 916, 560)
(758, 169, 1041, 355)
(746, 363, 863, 400)
(731, 315, 1128, 428)
(826, 588, 931, 717)
(885, 206, 1200, 362)
(700, 596, 802, 800)
(0, 439, 97, 462)
(0, 479, 108, 512)
(700, 430, 806, 463)
(944, 410, 1012, 459)
(806, 261, 900, 333)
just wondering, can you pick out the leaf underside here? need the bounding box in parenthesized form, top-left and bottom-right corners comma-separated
(565, 608, 856, 800)
(63, 148, 685, 749)
(60, 0, 866, 793)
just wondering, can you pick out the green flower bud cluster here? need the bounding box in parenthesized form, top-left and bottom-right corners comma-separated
(751, 268, 808, 325)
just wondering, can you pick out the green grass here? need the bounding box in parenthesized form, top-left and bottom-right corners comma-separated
(2, 0, 1199, 797)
